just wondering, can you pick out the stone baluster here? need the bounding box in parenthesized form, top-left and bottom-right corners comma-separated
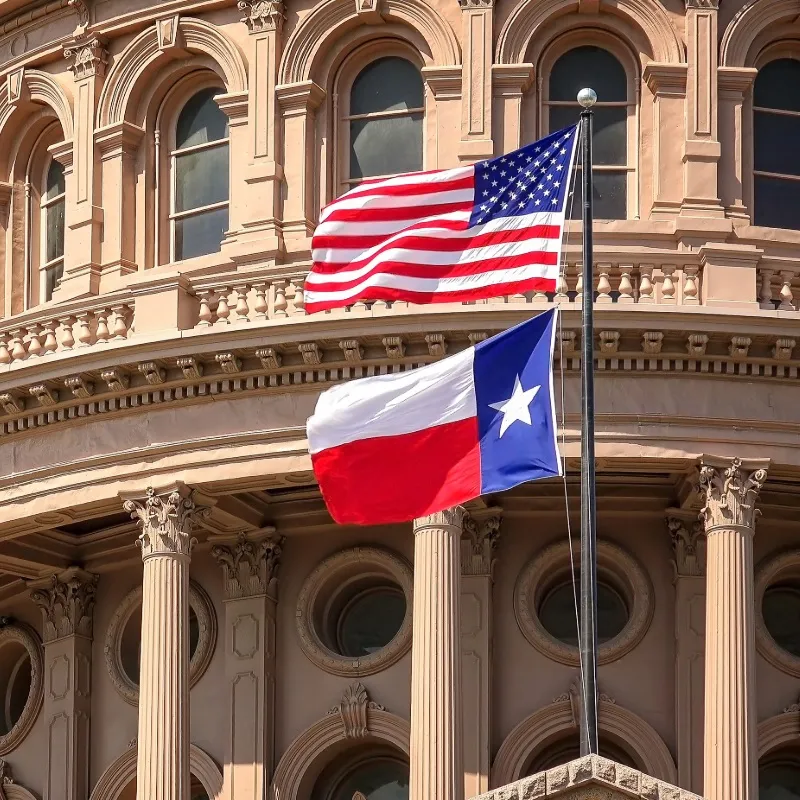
(700, 457, 769, 800)
(76, 313, 93, 347)
(26, 326, 43, 358)
(253, 284, 268, 320)
(758, 269, 774, 310)
(110, 305, 129, 340)
(668, 511, 706, 795)
(215, 290, 232, 326)
(95, 310, 110, 344)
(197, 289, 215, 327)
(9, 330, 27, 361)
(554, 270, 569, 303)
(684, 267, 700, 306)
(290, 277, 305, 315)
(211, 530, 285, 800)
(574, 266, 583, 308)
(618, 268, 634, 304)
(662, 266, 677, 303)
(122, 486, 210, 800)
(29, 568, 98, 800)
(233, 285, 251, 324)
(596, 266, 612, 304)
(638, 265, 655, 303)
(410, 507, 464, 800)
(273, 280, 288, 317)
(42, 320, 59, 353)
(60, 317, 76, 350)
(0, 335, 10, 364)
(461, 511, 501, 799)
(779, 271, 795, 311)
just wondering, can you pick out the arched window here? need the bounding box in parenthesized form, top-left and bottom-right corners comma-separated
(312, 748, 409, 800)
(760, 748, 800, 799)
(544, 45, 633, 220)
(753, 58, 800, 230)
(525, 734, 639, 775)
(171, 87, 230, 261)
(340, 55, 424, 193)
(40, 158, 65, 302)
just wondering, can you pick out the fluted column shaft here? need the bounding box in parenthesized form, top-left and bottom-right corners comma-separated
(410, 508, 464, 800)
(700, 458, 768, 800)
(123, 486, 209, 800)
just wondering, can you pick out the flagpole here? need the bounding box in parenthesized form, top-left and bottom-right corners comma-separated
(577, 87, 599, 757)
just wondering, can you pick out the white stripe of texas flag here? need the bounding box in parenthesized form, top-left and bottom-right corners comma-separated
(307, 348, 476, 454)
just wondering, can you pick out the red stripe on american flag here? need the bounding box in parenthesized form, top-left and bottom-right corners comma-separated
(321, 200, 473, 224)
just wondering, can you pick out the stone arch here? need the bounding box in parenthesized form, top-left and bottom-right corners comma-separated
(720, 0, 800, 68)
(0, 69, 73, 142)
(97, 17, 247, 128)
(495, 0, 684, 67)
(270, 708, 410, 800)
(758, 710, 800, 759)
(491, 697, 678, 786)
(89, 743, 223, 800)
(278, 0, 460, 85)
(6, 786, 40, 800)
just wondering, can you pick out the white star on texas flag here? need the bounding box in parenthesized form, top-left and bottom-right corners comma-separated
(488, 375, 541, 438)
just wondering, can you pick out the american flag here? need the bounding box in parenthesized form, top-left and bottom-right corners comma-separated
(305, 125, 579, 314)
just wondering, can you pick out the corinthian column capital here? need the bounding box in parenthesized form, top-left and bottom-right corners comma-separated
(238, 0, 284, 32)
(414, 506, 465, 533)
(211, 530, 285, 600)
(667, 514, 706, 577)
(462, 511, 502, 576)
(699, 457, 769, 532)
(29, 567, 98, 642)
(123, 485, 210, 559)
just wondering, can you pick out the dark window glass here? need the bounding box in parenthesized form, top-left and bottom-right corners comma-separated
(760, 761, 800, 800)
(337, 587, 406, 657)
(567, 171, 627, 221)
(526, 736, 637, 775)
(754, 59, 800, 113)
(763, 583, 800, 657)
(350, 57, 424, 116)
(175, 143, 230, 213)
(549, 106, 627, 166)
(330, 758, 409, 800)
(754, 176, 800, 229)
(46, 159, 65, 200)
(350, 113, 423, 180)
(539, 577, 628, 647)
(176, 88, 229, 149)
(549, 46, 627, 103)
(0, 642, 32, 735)
(46, 199, 65, 263)
(175, 207, 229, 261)
(754, 112, 800, 177)
(45, 263, 64, 302)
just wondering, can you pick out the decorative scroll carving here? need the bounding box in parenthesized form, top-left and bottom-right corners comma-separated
(256, 347, 282, 369)
(459, 0, 493, 7)
(64, 376, 94, 398)
(729, 336, 752, 358)
(328, 683, 385, 739)
(461, 512, 502, 575)
(238, 0, 284, 32)
(642, 332, 664, 355)
(667, 516, 706, 577)
(211, 532, 285, 600)
(0, 758, 14, 800)
(783, 696, 800, 713)
(382, 337, 405, 359)
(101, 368, 129, 391)
(29, 384, 58, 406)
(299, 342, 322, 365)
(339, 340, 363, 363)
(63, 37, 108, 79)
(215, 353, 242, 374)
(138, 362, 165, 385)
(124, 486, 210, 559)
(29, 569, 98, 642)
(686, 334, 708, 356)
(699, 458, 768, 531)
(0, 393, 24, 414)
(177, 357, 203, 379)
(773, 338, 796, 361)
(67, 0, 90, 37)
(685, 0, 718, 8)
(425, 333, 447, 357)
(599, 331, 620, 354)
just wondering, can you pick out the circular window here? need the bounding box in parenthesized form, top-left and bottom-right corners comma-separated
(313, 749, 409, 800)
(756, 550, 800, 676)
(514, 540, 653, 666)
(538, 576, 628, 647)
(106, 581, 217, 705)
(0, 623, 43, 755)
(296, 547, 413, 677)
(760, 751, 800, 800)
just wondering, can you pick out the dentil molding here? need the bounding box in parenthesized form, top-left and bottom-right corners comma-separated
(699, 457, 769, 532)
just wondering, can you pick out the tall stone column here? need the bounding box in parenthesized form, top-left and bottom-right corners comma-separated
(123, 486, 210, 800)
(460, 511, 501, 799)
(410, 507, 464, 800)
(29, 568, 98, 800)
(667, 512, 706, 794)
(210, 530, 284, 800)
(699, 457, 769, 800)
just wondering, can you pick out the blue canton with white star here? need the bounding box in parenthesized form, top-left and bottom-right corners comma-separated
(469, 126, 579, 227)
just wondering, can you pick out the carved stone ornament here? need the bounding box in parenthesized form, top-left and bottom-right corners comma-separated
(299, 342, 322, 365)
(238, 0, 284, 32)
(327, 683, 385, 739)
(0, 623, 43, 756)
(63, 37, 108, 80)
(699, 458, 768, 532)
(458, 0, 493, 7)
(461, 512, 502, 575)
(104, 580, 217, 706)
(29, 569, 98, 642)
(382, 336, 405, 359)
(296, 547, 413, 677)
(414, 505, 465, 531)
(124, 486, 210, 559)
(667, 516, 706, 577)
(425, 333, 447, 357)
(686, 334, 708, 356)
(101, 368, 129, 391)
(599, 331, 620, 355)
(514, 539, 654, 667)
(642, 332, 664, 355)
(685, 0, 719, 8)
(784, 696, 800, 713)
(67, 0, 90, 36)
(0, 758, 14, 800)
(256, 347, 282, 369)
(211, 532, 285, 600)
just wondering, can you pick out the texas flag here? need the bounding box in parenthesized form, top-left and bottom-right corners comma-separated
(307, 308, 561, 525)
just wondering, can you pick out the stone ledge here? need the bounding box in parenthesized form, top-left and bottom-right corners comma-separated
(475, 756, 705, 800)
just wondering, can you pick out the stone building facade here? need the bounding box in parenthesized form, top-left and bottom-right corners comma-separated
(0, 0, 798, 799)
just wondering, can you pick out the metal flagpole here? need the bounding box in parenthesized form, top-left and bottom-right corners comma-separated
(577, 87, 599, 757)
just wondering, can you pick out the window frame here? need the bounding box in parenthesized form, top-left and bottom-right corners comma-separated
(749, 44, 800, 230)
(538, 30, 640, 220)
(333, 41, 427, 198)
(155, 75, 231, 266)
(317, 749, 410, 800)
(39, 156, 66, 303)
